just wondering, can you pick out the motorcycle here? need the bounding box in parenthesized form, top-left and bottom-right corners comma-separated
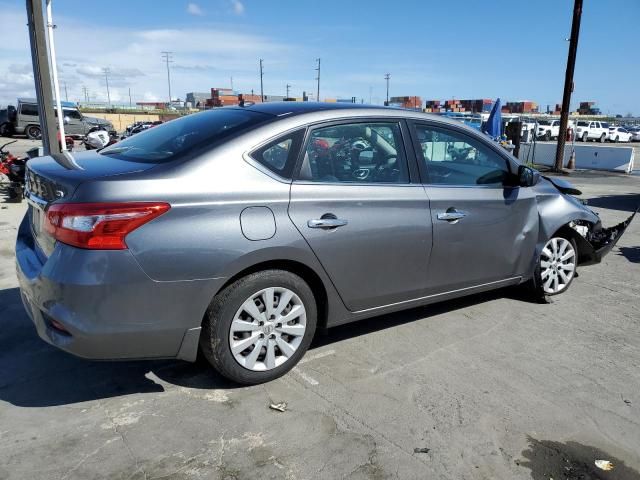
(0, 140, 26, 201)
(83, 126, 118, 150)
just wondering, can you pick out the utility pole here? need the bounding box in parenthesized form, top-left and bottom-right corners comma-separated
(128, 87, 132, 107)
(82, 85, 88, 103)
(230, 76, 234, 91)
(161, 51, 173, 105)
(102, 67, 111, 107)
(384, 73, 390, 105)
(259, 59, 264, 102)
(369, 86, 372, 104)
(64, 82, 68, 101)
(315, 58, 321, 102)
(554, 0, 583, 172)
(286, 83, 291, 99)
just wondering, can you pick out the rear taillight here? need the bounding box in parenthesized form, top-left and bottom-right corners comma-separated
(44, 202, 170, 250)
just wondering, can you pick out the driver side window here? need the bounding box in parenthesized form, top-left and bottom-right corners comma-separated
(298, 121, 408, 184)
(413, 124, 510, 186)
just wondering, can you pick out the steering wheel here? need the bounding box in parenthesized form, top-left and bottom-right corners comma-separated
(352, 168, 371, 181)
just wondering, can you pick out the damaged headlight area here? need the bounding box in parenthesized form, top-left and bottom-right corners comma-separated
(568, 210, 637, 266)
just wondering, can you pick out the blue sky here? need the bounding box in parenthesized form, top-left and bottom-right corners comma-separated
(0, 0, 638, 114)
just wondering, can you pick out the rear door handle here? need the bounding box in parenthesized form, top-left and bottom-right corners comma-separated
(307, 217, 348, 229)
(437, 210, 467, 222)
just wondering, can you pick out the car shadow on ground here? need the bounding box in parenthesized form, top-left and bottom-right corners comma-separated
(585, 193, 640, 212)
(617, 246, 640, 263)
(0, 284, 533, 408)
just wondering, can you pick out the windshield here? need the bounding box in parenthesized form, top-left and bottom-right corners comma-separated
(100, 109, 270, 162)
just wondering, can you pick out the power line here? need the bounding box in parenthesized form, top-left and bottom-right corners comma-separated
(161, 51, 173, 105)
(384, 73, 390, 105)
(315, 58, 321, 102)
(102, 67, 111, 107)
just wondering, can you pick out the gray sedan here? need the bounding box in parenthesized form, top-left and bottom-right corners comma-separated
(16, 103, 634, 384)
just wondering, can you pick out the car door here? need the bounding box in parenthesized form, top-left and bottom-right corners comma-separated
(409, 121, 539, 294)
(288, 119, 432, 312)
(62, 108, 84, 136)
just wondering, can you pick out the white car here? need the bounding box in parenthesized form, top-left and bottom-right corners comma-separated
(575, 120, 609, 142)
(608, 127, 632, 143)
(628, 127, 640, 142)
(536, 119, 561, 141)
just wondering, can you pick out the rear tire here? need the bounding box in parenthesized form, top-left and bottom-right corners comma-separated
(26, 125, 41, 140)
(600, 134, 606, 143)
(544, 131, 551, 141)
(200, 270, 317, 385)
(529, 236, 577, 298)
(582, 133, 588, 142)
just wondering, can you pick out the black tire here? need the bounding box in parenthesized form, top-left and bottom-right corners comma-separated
(0, 122, 12, 137)
(544, 131, 551, 141)
(200, 269, 317, 385)
(528, 235, 577, 299)
(615, 136, 619, 143)
(582, 133, 588, 142)
(600, 134, 606, 143)
(26, 125, 41, 140)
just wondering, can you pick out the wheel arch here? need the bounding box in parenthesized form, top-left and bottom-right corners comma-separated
(215, 258, 330, 330)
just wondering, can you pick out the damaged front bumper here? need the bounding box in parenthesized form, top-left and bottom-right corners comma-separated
(574, 208, 637, 266)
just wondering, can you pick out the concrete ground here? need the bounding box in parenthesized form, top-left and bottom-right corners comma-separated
(0, 163, 639, 479)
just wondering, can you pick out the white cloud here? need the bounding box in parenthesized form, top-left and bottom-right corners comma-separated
(230, 0, 244, 15)
(186, 3, 204, 16)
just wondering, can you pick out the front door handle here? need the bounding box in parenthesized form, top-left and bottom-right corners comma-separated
(437, 209, 467, 222)
(307, 215, 348, 229)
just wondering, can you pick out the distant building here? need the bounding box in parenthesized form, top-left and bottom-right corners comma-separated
(389, 96, 423, 109)
(577, 101, 601, 115)
(136, 101, 166, 110)
(503, 101, 538, 114)
(186, 92, 211, 107)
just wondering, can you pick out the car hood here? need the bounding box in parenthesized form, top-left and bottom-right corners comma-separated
(543, 176, 582, 195)
(83, 115, 111, 126)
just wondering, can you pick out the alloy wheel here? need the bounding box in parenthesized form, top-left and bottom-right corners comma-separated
(229, 287, 307, 371)
(540, 238, 576, 294)
(27, 126, 41, 140)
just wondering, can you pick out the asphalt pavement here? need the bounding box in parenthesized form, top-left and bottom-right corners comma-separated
(0, 156, 639, 479)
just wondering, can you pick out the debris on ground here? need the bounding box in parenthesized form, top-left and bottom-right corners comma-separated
(269, 402, 287, 412)
(594, 460, 614, 471)
(413, 447, 430, 454)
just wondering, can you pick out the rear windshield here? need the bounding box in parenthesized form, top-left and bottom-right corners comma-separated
(99, 108, 270, 162)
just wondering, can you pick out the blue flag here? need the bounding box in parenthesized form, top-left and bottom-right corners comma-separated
(484, 98, 502, 139)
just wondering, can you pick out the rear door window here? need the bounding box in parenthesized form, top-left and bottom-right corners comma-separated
(20, 103, 39, 116)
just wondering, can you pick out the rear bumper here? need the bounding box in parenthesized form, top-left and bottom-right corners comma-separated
(15, 213, 223, 361)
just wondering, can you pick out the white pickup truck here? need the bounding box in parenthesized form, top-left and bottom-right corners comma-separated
(536, 120, 561, 141)
(575, 120, 609, 142)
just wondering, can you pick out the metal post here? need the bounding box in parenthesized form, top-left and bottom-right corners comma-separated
(315, 58, 321, 102)
(45, 0, 66, 150)
(128, 87, 132, 107)
(26, 0, 59, 154)
(384, 73, 390, 105)
(259, 59, 264, 102)
(161, 51, 173, 106)
(64, 82, 68, 101)
(554, 0, 583, 172)
(286, 83, 291, 99)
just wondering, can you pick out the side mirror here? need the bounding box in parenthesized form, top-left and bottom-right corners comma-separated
(518, 165, 540, 187)
(63, 116, 70, 125)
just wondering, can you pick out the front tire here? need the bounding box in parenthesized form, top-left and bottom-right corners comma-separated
(532, 236, 577, 297)
(600, 134, 606, 143)
(200, 270, 317, 385)
(544, 131, 551, 141)
(582, 133, 588, 142)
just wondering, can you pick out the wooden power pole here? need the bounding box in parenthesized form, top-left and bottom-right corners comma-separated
(554, 0, 583, 172)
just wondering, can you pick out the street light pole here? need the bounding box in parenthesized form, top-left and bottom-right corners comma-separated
(315, 58, 321, 102)
(554, 0, 583, 172)
(286, 83, 291, 99)
(384, 73, 390, 105)
(259, 59, 264, 102)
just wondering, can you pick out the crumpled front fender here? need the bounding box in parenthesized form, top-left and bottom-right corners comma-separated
(576, 209, 637, 266)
